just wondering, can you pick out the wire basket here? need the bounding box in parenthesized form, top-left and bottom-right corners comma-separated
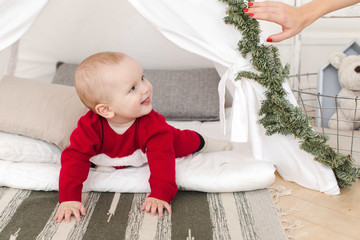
(288, 73, 360, 166)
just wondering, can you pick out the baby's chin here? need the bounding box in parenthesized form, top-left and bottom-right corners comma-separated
(142, 105, 153, 115)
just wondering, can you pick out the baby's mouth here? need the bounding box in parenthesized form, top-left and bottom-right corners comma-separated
(141, 97, 151, 105)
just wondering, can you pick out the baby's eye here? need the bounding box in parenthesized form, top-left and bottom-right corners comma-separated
(141, 75, 145, 81)
(129, 86, 135, 92)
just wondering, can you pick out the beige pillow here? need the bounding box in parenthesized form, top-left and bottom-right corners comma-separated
(0, 75, 88, 150)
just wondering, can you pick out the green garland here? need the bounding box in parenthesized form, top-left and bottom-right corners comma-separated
(219, 0, 360, 188)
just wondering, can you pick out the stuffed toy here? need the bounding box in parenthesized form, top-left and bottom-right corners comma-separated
(328, 52, 360, 130)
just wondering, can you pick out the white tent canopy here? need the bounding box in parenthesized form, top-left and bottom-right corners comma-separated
(0, 0, 340, 194)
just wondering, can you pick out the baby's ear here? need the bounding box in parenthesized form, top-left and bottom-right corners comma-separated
(95, 104, 114, 119)
(329, 52, 346, 69)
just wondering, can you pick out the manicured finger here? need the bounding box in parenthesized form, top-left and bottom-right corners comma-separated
(268, 29, 297, 42)
(249, 12, 287, 26)
(245, 6, 278, 14)
(249, 1, 285, 9)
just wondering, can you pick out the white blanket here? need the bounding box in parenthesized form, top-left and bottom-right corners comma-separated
(0, 151, 275, 193)
(0, 117, 276, 193)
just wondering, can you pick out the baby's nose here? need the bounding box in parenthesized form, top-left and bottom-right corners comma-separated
(355, 66, 360, 73)
(141, 83, 150, 93)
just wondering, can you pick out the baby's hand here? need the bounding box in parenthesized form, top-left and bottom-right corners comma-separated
(53, 201, 86, 223)
(141, 197, 172, 217)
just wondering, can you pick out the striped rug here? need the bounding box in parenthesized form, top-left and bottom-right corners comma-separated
(0, 187, 286, 240)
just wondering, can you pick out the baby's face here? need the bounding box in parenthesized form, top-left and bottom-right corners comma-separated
(105, 56, 153, 124)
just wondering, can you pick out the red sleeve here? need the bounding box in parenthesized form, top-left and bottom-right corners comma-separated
(139, 111, 178, 204)
(59, 111, 102, 203)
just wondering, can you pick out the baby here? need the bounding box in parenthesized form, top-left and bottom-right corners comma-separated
(54, 52, 230, 223)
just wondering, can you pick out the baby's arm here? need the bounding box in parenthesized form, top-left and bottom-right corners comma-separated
(141, 197, 172, 217)
(54, 201, 86, 223)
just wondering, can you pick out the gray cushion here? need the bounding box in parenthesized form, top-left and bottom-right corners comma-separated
(53, 63, 220, 121)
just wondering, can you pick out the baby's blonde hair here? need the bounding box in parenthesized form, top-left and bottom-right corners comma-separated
(75, 52, 127, 111)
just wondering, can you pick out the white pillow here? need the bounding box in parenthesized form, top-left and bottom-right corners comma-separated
(0, 132, 61, 164)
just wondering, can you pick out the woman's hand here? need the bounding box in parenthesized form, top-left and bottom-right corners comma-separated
(244, 1, 309, 42)
(244, 0, 360, 42)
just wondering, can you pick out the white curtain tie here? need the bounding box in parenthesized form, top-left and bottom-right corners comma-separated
(218, 63, 252, 142)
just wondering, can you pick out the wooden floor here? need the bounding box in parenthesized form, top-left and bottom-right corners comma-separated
(271, 172, 360, 240)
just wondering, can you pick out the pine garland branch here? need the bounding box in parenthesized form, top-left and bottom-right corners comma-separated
(219, 0, 360, 188)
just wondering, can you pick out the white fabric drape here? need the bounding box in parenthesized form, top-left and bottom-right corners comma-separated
(0, 0, 49, 51)
(128, 0, 258, 142)
(129, 0, 340, 194)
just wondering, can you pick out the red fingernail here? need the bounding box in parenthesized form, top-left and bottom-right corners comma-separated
(249, 13, 254, 17)
(267, 37, 273, 42)
(248, 2, 253, 6)
(243, 8, 249, 13)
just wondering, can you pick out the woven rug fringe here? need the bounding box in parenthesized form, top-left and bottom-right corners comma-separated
(268, 186, 307, 240)
(269, 185, 292, 203)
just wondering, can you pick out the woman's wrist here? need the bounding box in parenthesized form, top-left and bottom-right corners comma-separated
(297, 0, 325, 29)
(301, 0, 359, 27)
